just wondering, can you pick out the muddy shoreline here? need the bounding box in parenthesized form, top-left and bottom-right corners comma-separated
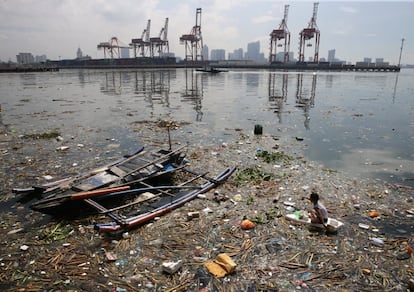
(1, 122, 413, 291)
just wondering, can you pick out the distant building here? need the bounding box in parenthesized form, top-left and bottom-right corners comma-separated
(77, 47, 83, 59)
(328, 49, 335, 62)
(245, 41, 266, 63)
(228, 48, 243, 60)
(76, 47, 92, 61)
(375, 58, 384, 64)
(120, 47, 130, 58)
(275, 51, 294, 62)
(202, 45, 209, 60)
(363, 57, 372, 63)
(161, 52, 175, 58)
(35, 55, 47, 63)
(16, 53, 34, 64)
(211, 49, 226, 61)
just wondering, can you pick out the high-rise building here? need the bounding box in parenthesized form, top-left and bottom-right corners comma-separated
(246, 41, 260, 61)
(245, 41, 266, 63)
(35, 55, 47, 63)
(16, 53, 34, 64)
(202, 45, 209, 60)
(211, 49, 226, 61)
(228, 48, 243, 60)
(328, 49, 335, 62)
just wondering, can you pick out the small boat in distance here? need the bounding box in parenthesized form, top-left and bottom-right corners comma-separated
(196, 66, 227, 74)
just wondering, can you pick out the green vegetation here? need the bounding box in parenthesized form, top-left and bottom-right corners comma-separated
(23, 129, 60, 140)
(39, 222, 72, 243)
(233, 166, 273, 185)
(256, 150, 294, 164)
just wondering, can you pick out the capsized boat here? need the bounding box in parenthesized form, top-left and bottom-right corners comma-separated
(24, 145, 187, 214)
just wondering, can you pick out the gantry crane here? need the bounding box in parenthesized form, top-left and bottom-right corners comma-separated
(150, 18, 169, 57)
(179, 8, 203, 61)
(130, 20, 151, 58)
(298, 2, 320, 63)
(269, 5, 290, 63)
(97, 37, 129, 59)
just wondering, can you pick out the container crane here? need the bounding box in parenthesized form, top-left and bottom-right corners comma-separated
(130, 20, 151, 57)
(179, 8, 203, 61)
(298, 2, 320, 63)
(150, 18, 169, 57)
(97, 37, 129, 59)
(269, 5, 290, 63)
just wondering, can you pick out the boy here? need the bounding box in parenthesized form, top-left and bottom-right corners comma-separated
(309, 192, 328, 225)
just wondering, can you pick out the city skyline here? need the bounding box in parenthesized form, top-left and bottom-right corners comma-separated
(0, 1, 412, 65)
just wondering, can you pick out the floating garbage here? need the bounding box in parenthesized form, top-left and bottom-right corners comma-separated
(162, 260, 183, 274)
(370, 237, 385, 247)
(240, 219, 255, 230)
(205, 253, 236, 278)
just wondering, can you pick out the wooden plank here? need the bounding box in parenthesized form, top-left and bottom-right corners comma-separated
(70, 186, 130, 200)
(109, 166, 128, 177)
(73, 172, 120, 191)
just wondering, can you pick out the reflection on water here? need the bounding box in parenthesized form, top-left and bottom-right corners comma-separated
(1, 68, 413, 186)
(133, 70, 171, 108)
(295, 73, 316, 130)
(182, 69, 203, 121)
(268, 73, 287, 123)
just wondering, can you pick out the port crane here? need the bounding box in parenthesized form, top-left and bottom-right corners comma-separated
(130, 20, 151, 58)
(150, 18, 169, 57)
(97, 37, 129, 59)
(269, 5, 290, 63)
(179, 8, 203, 61)
(298, 2, 320, 63)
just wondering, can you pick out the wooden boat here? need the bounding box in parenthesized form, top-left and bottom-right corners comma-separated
(27, 145, 187, 214)
(94, 166, 236, 233)
(285, 211, 344, 233)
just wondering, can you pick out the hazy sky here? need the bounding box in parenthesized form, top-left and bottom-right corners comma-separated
(0, 0, 412, 64)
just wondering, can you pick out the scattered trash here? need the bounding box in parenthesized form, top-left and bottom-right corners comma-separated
(7, 228, 23, 235)
(254, 124, 263, 135)
(56, 146, 69, 151)
(205, 253, 236, 278)
(1, 125, 413, 291)
(105, 251, 118, 262)
(162, 260, 183, 274)
(240, 219, 255, 230)
(370, 237, 385, 247)
(20, 245, 29, 251)
(358, 223, 370, 230)
(187, 211, 200, 221)
(369, 210, 380, 218)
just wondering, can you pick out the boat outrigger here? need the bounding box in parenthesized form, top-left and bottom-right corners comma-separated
(94, 166, 236, 233)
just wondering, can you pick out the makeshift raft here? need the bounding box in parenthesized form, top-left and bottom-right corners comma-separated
(285, 211, 344, 233)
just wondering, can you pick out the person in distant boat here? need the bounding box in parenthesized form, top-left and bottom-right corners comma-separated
(309, 192, 328, 225)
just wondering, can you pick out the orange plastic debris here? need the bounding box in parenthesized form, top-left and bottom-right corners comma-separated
(240, 219, 255, 230)
(369, 211, 379, 218)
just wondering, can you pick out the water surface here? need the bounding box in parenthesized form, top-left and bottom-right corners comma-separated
(1, 68, 413, 186)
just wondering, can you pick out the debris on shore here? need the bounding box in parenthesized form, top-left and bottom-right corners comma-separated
(0, 124, 413, 291)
